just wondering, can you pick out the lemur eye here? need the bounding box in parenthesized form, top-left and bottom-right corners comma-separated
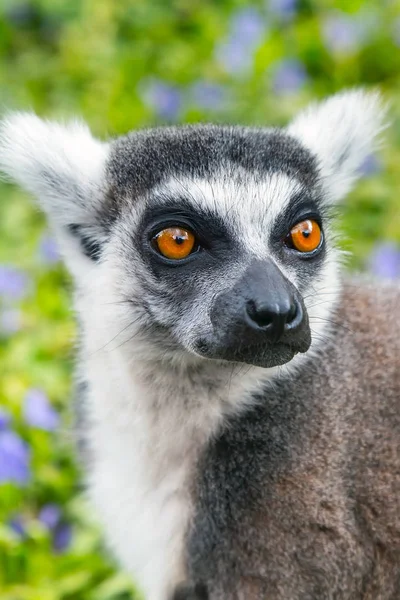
(287, 219, 322, 253)
(154, 227, 196, 260)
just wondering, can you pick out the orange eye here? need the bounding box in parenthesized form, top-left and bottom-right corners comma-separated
(154, 227, 196, 260)
(289, 219, 322, 253)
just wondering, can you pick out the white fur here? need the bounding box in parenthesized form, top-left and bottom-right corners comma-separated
(0, 112, 109, 278)
(164, 171, 302, 255)
(287, 89, 386, 202)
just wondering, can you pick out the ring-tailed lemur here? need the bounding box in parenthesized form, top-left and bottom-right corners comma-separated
(1, 90, 399, 600)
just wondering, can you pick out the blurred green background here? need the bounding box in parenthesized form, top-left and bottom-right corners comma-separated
(1, 0, 400, 598)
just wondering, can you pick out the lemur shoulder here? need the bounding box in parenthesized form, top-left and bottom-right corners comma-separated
(0, 90, 399, 600)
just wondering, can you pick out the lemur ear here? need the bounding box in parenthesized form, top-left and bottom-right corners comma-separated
(287, 90, 386, 203)
(0, 112, 113, 279)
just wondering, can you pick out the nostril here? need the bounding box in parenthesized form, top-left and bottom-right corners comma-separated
(245, 297, 303, 339)
(286, 299, 303, 330)
(287, 302, 298, 325)
(246, 300, 275, 329)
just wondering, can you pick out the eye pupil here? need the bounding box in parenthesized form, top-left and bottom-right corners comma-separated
(302, 230, 310, 238)
(154, 227, 196, 260)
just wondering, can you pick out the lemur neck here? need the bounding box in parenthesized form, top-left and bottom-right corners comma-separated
(126, 355, 279, 438)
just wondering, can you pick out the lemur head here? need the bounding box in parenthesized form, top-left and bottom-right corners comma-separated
(0, 91, 384, 371)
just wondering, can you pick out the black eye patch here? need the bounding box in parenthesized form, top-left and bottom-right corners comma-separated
(138, 196, 233, 254)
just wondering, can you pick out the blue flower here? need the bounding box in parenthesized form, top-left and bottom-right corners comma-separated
(0, 430, 30, 485)
(190, 81, 227, 111)
(39, 234, 60, 265)
(0, 308, 22, 336)
(216, 39, 255, 75)
(0, 265, 30, 302)
(268, 0, 297, 20)
(0, 408, 11, 431)
(140, 79, 182, 120)
(216, 7, 266, 75)
(368, 242, 400, 280)
(322, 13, 362, 54)
(39, 503, 61, 530)
(53, 522, 72, 553)
(24, 389, 59, 432)
(230, 7, 265, 44)
(38, 503, 72, 553)
(271, 59, 307, 95)
(8, 515, 26, 538)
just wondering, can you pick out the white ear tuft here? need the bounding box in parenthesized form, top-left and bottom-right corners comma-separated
(0, 112, 109, 224)
(0, 112, 111, 277)
(287, 90, 387, 202)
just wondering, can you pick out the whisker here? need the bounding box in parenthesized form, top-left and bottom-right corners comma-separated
(309, 316, 353, 334)
(90, 315, 143, 356)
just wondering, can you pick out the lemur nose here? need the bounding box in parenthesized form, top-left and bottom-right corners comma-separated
(245, 298, 302, 342)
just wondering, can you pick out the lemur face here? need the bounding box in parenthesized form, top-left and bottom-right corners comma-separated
(0, 91, 383, 370)
(104, 128, 325, 368)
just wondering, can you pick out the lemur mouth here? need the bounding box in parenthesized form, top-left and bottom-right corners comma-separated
(195, 337, 311, 369)
(248, 346, 303, 368)
(239, 343, 303, 369)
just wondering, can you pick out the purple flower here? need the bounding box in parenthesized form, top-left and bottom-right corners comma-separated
(38, 503, 72, 553)
(190, 81, 227, 111)
(0, 408, 11, 431)
(322, 13, 362, 54)
(24, 389, 59, 432)
(0, 309, 22, 336)
(271, 59, 307, 95)
(9, 516, 26, 538)
(368, 242, 400, 280)
(39, 234, 60, 265)
(359, 154, 381, 177)
(0, 266, 30, 302)
(39, 503, 61, 530)
(216, 39, 256, 74)
(230, 7, 265, 44)
(268, 0, 297, 20)
(53, 522, 72, 553)
(216, 7, 266, 75)
(0, 430, 30, 485)
(140, 79, 182, 120)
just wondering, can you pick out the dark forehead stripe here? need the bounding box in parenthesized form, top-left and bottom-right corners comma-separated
(107, 125, 318, 199)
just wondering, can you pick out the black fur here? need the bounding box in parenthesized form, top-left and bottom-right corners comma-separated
(67, 224, 102, 261)
(107, 125, 318, 200)
(172, 582, 209, 600)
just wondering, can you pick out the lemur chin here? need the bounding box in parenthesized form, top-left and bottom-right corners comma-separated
(1, 90, 399, 600)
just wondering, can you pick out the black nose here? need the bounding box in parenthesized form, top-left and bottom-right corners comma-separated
(245, 297, 302, 342)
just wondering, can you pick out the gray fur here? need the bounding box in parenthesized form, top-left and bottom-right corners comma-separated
(186, 281, 400, 599)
